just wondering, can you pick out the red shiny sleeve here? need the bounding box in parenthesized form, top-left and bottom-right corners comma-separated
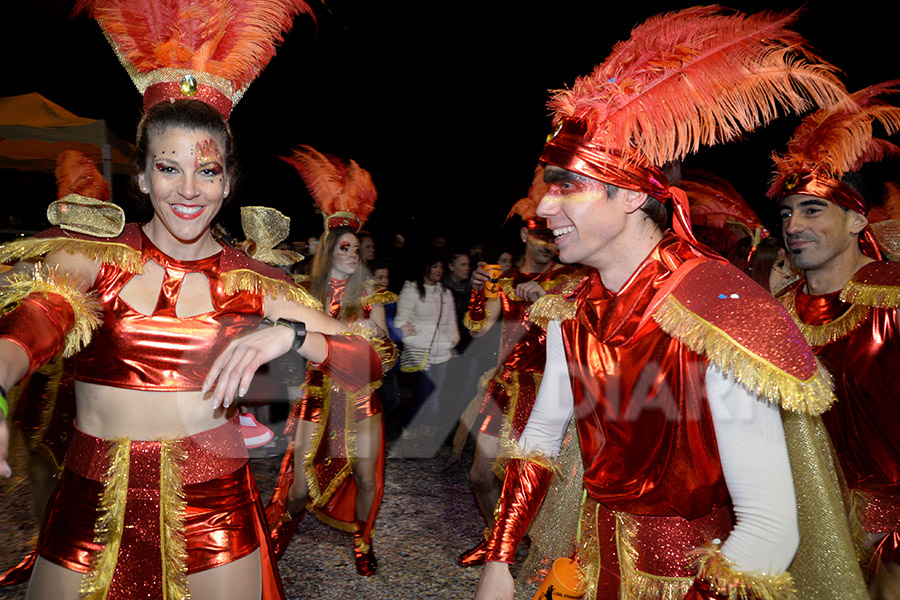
(317, 334, 383, 392)
(482, 458, 554, 563)
(0, 293, 75, 374)
(467, 288, 487, 322)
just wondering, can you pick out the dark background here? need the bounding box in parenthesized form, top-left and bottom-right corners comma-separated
(2, 1, 898, 257)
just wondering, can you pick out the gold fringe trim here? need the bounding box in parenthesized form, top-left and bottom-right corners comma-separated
(653, 295, 835, 415)
(693, 547, 797, 600)
(840, 279, 900, 308)
(494, 436, 564, 479)
(311, 508, 358, 533)
(80, 439, 130, 600)
(1, 265, 103, 358)
(221, 269, 322, 310)
(576, 498, 601, 600)
(527, 294, 577, 328)
(303, 373, 357, 509)
(361, 289, 398, 308)
(463, 310, 490, 333)
(34, 355, 67, 475)
(782, 288, 870, 346)
(159, 440, 189, 600)
(0, 237, 142, 274)
(616, 512, 694, 600)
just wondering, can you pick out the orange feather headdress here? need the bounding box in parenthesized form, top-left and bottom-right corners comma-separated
(540, 5, 852, 241)
(282, 145, 377, 233)
(767, 80, 900, 215)
(506, 165, 550, 231)
(74, 0, 314, 119)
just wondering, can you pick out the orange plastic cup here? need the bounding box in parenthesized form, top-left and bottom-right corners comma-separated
(484, 264, 502, 298)
(531, 557, 585, 600)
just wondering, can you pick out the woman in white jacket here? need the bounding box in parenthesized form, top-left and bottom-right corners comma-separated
(393, 254, 459, 457)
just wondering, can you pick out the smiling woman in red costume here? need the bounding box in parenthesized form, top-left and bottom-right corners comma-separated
(265, 145, 396, 577)
(0, 2, 383, 600)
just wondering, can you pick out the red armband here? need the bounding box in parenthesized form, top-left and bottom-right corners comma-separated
(0, 293, 75, 374)
(317, 334, 383, 392)
(482, 458, 554, 563)
(464, 288, 488, 332)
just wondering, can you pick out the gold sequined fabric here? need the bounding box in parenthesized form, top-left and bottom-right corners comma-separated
(781, 410, 869, 599)
(46, 194, 125, 238)
(240, 206, 303, 266)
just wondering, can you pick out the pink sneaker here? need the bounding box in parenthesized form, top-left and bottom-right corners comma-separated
(240, 413, 275, 449)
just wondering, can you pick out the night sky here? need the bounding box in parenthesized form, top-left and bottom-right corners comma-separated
(3, 1, 898, 256)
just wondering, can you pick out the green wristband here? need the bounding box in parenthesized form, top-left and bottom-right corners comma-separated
(0, 385, 8, 419)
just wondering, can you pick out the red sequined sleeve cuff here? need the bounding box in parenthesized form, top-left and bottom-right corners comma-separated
(464, 288, 488, 332)
(482, 459, 554, 563)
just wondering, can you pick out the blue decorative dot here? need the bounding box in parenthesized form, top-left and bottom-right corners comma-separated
(718, 294, 727, 299)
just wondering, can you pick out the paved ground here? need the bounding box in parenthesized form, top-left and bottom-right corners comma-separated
(0, 423, 499, 600)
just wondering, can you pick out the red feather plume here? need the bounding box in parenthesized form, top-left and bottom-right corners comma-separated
(74, 0, 313, 100)
(548, 5, 852, 167)
(55, 150, 110, 200)
(506, 165, 547, 223)
(282, 145, 377, 230)
(768, 80, 900, 197)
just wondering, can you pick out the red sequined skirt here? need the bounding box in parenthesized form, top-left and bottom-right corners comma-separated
(37, 416, 284, 600)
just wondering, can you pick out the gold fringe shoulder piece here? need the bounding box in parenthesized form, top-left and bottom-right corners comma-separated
(80, 438, 130, 600)
(692, 546, 797, 600)
(1, 265, 103, 358)
(159, 440, 189, 600)
(0, 236, 143, 274)
(361, 288, 398, 308)
(841, 279, 900, 308)
(220, 269, 323, 310)
(782, 288, 870, 347)
(654, 294, 835, 415)
(527, 294, 577, 329)
(463, 309, 491, 333)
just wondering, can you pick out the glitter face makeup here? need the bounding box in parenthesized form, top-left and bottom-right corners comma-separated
(195, 139, 224, 174)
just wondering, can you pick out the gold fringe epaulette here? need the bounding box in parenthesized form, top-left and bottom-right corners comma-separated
(0, 236, 143, 274)
(362, 289, 398, 308)
(840, 278, 900, 308)
(654, 295, 835, 415)
(159, 440, 189, 600)
(527, 294, 577, 328)
(80, 439, 130, 600)
(0, 265, 103, 358)
(782, 288, 869, 347)
(692, 546, 797, 600)
(463, 309, 491, 333)
(221, 269, 322, 310)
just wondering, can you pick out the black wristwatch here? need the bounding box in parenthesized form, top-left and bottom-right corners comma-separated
(263, 317, 307, 352)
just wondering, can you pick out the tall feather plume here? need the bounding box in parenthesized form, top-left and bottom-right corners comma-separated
(282, 145, 377, 229)
(74, 0, 313, 101)
(506, 165, 547, 223)
(548, 5, 852, 167)
(768, 80, 900, 197)
(54, 150, 110, 201)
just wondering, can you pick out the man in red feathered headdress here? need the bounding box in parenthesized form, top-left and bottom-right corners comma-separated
(771, 81, 900, 598)
(470, 6, 869, 600)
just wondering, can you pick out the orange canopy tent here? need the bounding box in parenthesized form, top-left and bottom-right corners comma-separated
(0, 93, 133, 198)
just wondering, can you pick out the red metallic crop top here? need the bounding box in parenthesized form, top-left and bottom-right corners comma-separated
(75, 227, 286, 391)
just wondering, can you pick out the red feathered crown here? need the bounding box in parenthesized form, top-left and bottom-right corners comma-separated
(282, 145, 377, 233)
(767, 80, 900, 215)
(540, 5, 851, 239)
(75, 0, 314, 119)
(506, 165, 550, 231)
